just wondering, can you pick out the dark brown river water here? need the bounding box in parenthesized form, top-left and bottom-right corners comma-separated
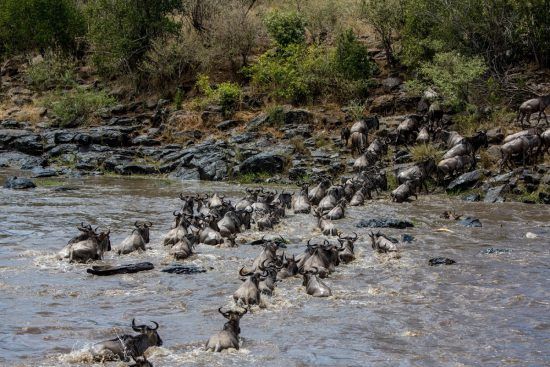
(1, 169, 549, 367)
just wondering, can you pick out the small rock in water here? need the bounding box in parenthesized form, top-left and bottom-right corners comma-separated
(462, 193, 481, 202)
(161, 264, 207, 274)
(481, 248, 511, 254)
(429, 257, 456, 266)
(52, 186, 79, 192)
(357, 218, 414, 229)
(525, 232, 538, 239)
(402, 234, 415, 243)
(458, 217, 482, 227)
(86, 262, 154, 276)
(3, 176, 36, 189)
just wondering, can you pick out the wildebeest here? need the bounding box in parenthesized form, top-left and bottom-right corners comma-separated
(277, 253, 299, 279)
(503, 128, 540, 144)
(349, 184, 371, 206)
(233, 268, 265, 306)
(369, 232, 398, 253)
(324, 199, 346, 220)
(293, 184, 311, 214)
(301, 267, 332, 297)
(397, 159, 435, 193)
(396, 116, 419, 144)
(350, 131, 368, 156)
(337, 232, 358, 263)
(205, 308, 247, 352)
(313, 209, 338, 236)
(391, 181, 418, 203)
(258, 259, 283, 296)
(116, 221, 152, 255)
(341, 127, 351, 147)
(308, 179, 331, 205)
(541, 128, 550, 154)
(517, 94, 550, 127)
(416, 126, 430, 144)
(163, 211, 189, 246)
(169, 233, 196, 259)
(59, 224, 111, 263)
(91, 319, 162, 362)
(499, 135, 541, 171)
(217, 208, 252, 237)
(437, 155, 475, 180)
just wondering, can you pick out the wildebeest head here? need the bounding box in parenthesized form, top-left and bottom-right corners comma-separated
(219, 307, 247, 334)
(131, 319, 163, 347)
(134, 221, 152, 244)
(275, 190, 293, 209)
(97, 229, 111, 253)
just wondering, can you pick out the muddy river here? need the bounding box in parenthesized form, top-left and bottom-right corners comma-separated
(0, 170, 549, 367)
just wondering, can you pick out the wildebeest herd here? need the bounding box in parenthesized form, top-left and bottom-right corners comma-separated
(57, 177, 406, 364)
(54, 96, 550, 365)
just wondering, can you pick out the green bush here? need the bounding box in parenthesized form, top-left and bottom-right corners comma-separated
(407, 51, 487, 110)
(196, 74, 242, 115)
(334, 29, 375, 80)
(43, 87, 116, 127)
(264, 10, 306, 47)
(0, 0, 84, 55)
(25, 51, 77, 90)
(84, 0, 182, 75)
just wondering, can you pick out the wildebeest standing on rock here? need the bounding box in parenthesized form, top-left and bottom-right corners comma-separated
(205, 308, 247, 352)
(116, 221, 152, 255)
(391, 181, 418, 203)
(91, 319, 162, 362)
(517, 94, 550, 127)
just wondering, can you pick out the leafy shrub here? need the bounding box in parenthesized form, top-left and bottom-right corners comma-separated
(140, 31, 204, 90)
(196, 74, 242, 115)
(264, 10, 306, 47)
(0, 0, 84, 55)
(408, 51, 487, 110)
(43, 88, 116, 127)
(85, 0, 182, 75)
(266, 105, 286, 126)
(334, 29, 375, 80)
(25, 51, 77, 90)
(346, 100, 366, 120)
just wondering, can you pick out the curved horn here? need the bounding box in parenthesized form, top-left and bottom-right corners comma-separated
(146, 221, 153, 227)
(352, 232, 358, 240)
(239, 267, 251, 277)
(149, 321, 159, 330)
(238, 308, 248, 316)
(173, 210, 179, 216)
(260, 259, 270, 271)
(135, 221, 139, 228)
(132, 318, 142, 332)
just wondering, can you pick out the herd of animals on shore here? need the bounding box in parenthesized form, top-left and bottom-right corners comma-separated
(53, 95, 550, 366)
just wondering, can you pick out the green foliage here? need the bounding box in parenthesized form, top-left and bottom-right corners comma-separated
(195, 74, 242, 115)
(409, 51, 487, 110)
(266, 105, 286, 126)
(346, 100, 366, 120)
(43, 87, 116, 127)
(25, 52, 77, 90)
(264, 10, 306, 47)
(334, 29, 375, 80)
(234, 171, 273, 184)
(410, 143, 443, 163)
(400, 0, 550, 69)
(84, 0, 182, 75)
(0, 0, 84, 55)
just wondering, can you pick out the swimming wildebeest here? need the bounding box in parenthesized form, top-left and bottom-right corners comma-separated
(91, 319, 162, 361)
(116, 221, 152, 255)
(58, 223, 111, 263)
(205, 308, 247, 352)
